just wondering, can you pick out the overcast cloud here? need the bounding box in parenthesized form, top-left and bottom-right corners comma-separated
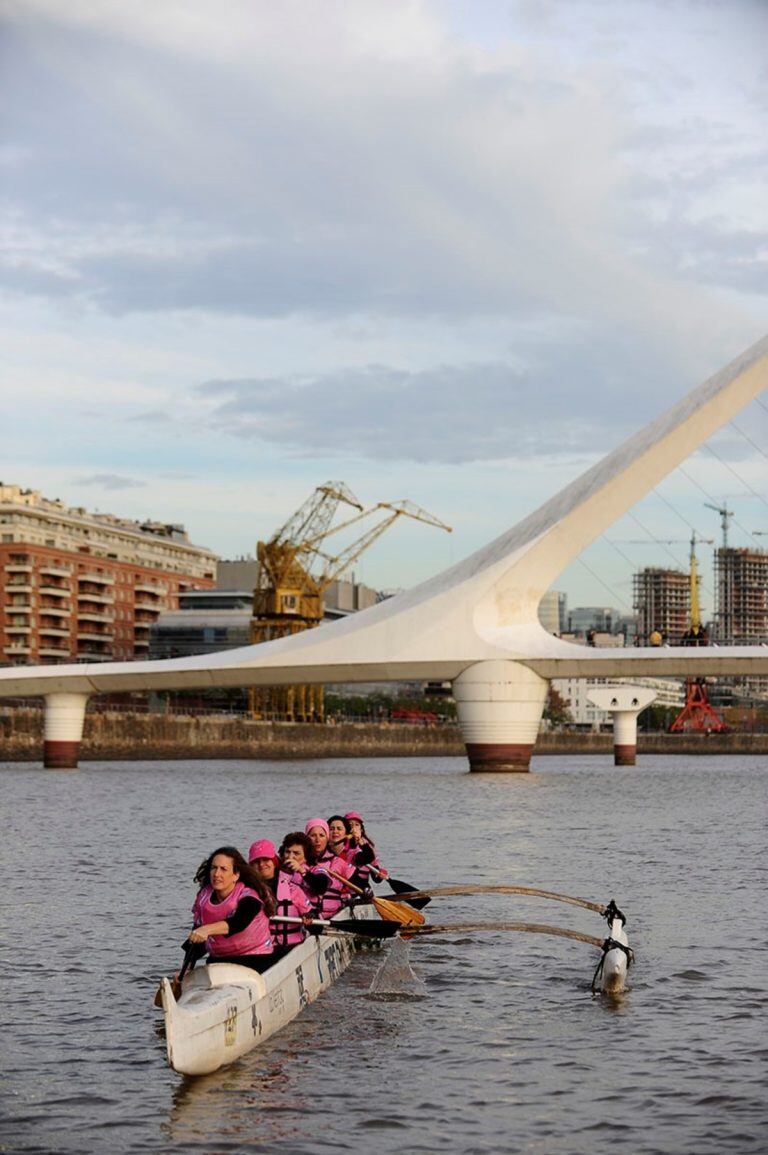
(2, 0, 766, 597)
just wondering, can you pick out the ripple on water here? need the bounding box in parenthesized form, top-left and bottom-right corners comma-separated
(2, 754, 767, 1154)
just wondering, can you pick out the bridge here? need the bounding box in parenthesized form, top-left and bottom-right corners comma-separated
(2, 334, 767, 769)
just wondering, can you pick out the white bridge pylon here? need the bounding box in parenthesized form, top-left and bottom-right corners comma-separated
(4, 335, 768, 770)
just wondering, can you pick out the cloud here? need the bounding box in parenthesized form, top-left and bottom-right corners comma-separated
(194, 327, 679, 464)
(2, 0, 765, 356)
(75, 473, 146, 490)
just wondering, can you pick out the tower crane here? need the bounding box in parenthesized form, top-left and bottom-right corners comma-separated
(704, 502, 734, 550)
(250, 484, 452, 722)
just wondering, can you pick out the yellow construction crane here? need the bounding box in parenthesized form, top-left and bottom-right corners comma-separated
(250, 483, 452, 722)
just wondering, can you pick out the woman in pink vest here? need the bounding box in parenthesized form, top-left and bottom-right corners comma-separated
(344, 810, 387, 888)
(188, 846, 274, 973)
(249, 837, 315, 962)
(328, 815, 351, 858)
(304, 818, 360, 918)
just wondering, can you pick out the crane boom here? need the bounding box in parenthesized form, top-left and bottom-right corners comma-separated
(704, 501, 734, 550)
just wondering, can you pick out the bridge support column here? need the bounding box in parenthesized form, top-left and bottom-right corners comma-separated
(586, 686, 657, 766)
(43, 693, 89, 769)
(453, 660, 548, 772)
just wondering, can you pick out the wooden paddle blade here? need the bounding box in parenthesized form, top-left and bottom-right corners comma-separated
(373, 896, 426, 926)
(153, 975, 181, 1009)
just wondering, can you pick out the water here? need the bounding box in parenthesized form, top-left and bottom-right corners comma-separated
(1, 754, 766, 1154)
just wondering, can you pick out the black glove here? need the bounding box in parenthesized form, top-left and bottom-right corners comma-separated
(355, 842, 375, 866)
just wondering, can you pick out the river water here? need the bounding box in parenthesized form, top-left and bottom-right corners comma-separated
(2, 754, 766, 1154)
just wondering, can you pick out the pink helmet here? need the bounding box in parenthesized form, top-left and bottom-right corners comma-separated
(304, 818, 330, 837)
(344, 811, 363, 823)
(248, 838, 278, 864)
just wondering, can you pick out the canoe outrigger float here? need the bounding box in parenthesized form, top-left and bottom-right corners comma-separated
(157, 891, 633, 1077)
(159, 904, 385, 1076)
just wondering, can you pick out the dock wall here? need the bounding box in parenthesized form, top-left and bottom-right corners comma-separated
(1, 708, 766, 761)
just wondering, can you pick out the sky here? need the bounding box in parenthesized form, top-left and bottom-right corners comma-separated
(2, 0, 767, 619)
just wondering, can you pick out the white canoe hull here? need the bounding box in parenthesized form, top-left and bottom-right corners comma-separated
(161, 904, 380, 1076)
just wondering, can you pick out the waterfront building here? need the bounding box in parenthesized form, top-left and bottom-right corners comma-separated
(567, 605, 619, 636)
(0, 483, 216, 666)
(149, 576, 380, 662)
(538, 590, 567, 634)
(553, 675, 684, 728)
(632, 567, 689, 645)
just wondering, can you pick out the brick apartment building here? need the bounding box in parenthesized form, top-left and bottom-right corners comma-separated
(0, 484, 217, 666)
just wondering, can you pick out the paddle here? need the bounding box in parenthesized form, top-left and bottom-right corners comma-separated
(153, 940, 202, 1008)
(325, 868, 426, 927)
(271, 915, 399, 939)
(369, 866, 431, 910)
(369, 885, 607, 915)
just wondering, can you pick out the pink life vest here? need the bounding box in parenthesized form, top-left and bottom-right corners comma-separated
(312, 850, 355, 918)
(341, 837, 381, 886)
(192, 881, 273, 958)
(270, 870, 313, 947)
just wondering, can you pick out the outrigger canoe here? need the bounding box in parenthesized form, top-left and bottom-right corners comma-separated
(159, 904, 383, 1076)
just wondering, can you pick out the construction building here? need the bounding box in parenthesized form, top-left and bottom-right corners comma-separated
(0, 483, 216, 666)
(713, 546, 768, 701)
(713, 547, 768, 644)
(632, 567, 689, 645)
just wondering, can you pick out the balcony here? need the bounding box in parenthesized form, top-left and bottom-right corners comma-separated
(39, 605, 70, 618)
(79, 572, 115, 585)
(7, 603, 32, 614)
(77, 627, 115, 640)
(134, 583, 164, 596)
(6, 580, 32, 591)
(77, 611, 114, 624)
(39, 625, 71, 638)
(77, 590, 114, 604)
(134, 597, 164, 611)
(4, 564, 32, 574)
(39, 565, 72, 579)
(39, 584, 70, 597)
(3, 643, 30, 655)
(39, 645, 71, 658)
(5, 625, 31, 635)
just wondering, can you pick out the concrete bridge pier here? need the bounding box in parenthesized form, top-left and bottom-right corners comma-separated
(586, 686, 657, 766)
(453, 660, 549, 772)
(43, 693, 90, 769)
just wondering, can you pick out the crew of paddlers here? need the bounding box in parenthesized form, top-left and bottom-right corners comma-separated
(184, 813, 386, 973)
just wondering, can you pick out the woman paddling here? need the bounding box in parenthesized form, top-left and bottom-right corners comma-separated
(343, 810, 387, 886)
(304, 818, 363, 918)
(249, 837, 316, 963)
(187, 847, 275, 973)
(327, 815, 350, 858)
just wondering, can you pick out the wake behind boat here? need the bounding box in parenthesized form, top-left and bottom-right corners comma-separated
(160, 904, 384, 1076)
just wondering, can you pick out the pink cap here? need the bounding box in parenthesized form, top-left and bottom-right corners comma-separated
(305, 818, 330, 837)
(248, 839, 278, 863)
(344, 811, 363, 822)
